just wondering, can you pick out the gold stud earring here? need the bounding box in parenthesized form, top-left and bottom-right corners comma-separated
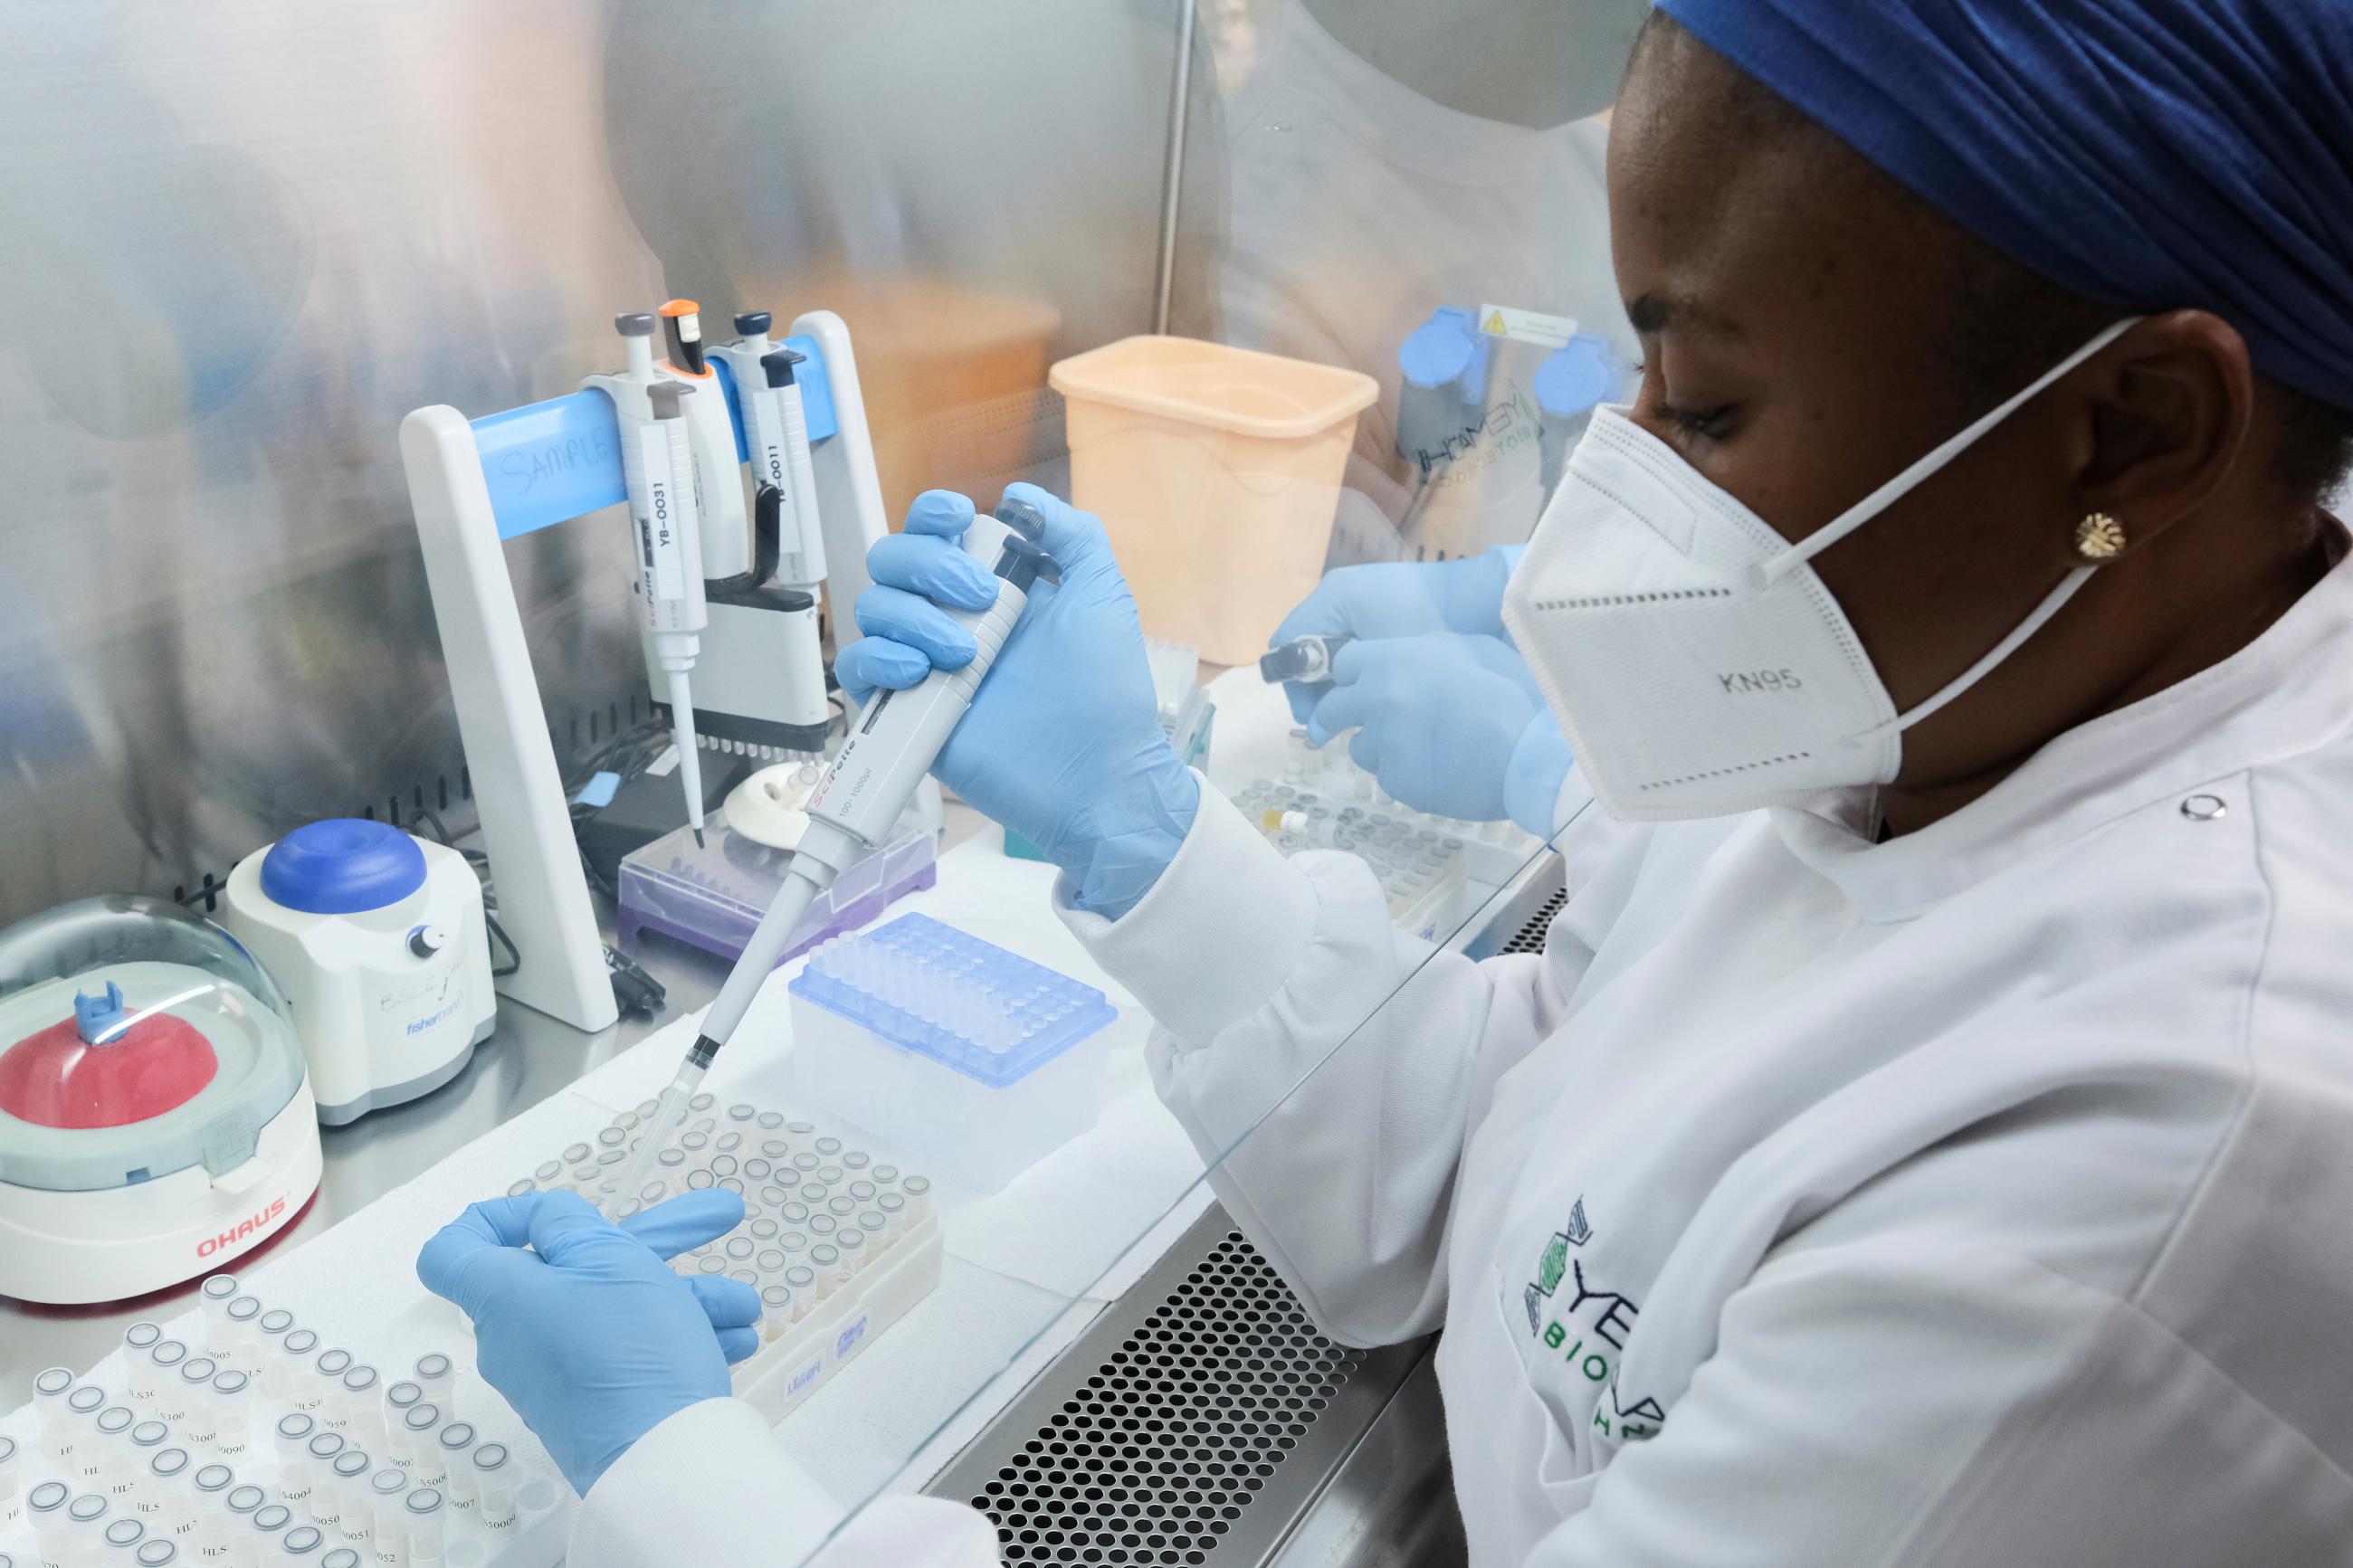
(2074, 512, 2127, 563)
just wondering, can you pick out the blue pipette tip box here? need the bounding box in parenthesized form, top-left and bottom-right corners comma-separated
(789, 914, 1114, 1088)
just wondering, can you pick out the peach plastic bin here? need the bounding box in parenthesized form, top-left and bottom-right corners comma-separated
(1050, 337, 1377, 665)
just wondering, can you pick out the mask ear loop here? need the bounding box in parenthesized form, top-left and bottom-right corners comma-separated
(1844, 565, 2096, 747)
(1754, 318, 2143, 590)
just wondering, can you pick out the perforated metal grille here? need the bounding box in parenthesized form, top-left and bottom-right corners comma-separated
(969, 1230, 1367, 1566)
(1498, 889, 1567, 955)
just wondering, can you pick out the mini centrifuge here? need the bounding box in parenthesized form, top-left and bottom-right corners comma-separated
(0, 895, 322, 1305)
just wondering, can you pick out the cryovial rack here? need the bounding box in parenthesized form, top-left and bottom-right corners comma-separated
(788, 916, 1117, 1193)
(1, 1279, 568, 1568)
(508, 1093, 944, 1421)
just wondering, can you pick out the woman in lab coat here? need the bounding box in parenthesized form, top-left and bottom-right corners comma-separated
(421, 1, 2353, 1563)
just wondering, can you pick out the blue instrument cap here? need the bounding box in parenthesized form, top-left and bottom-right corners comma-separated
(259, 820, 428, 916)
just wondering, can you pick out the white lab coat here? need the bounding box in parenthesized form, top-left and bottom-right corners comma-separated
(576, 540, 2353, 1564)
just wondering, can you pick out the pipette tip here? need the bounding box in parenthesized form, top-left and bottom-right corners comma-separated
(692, 827, 707, 850)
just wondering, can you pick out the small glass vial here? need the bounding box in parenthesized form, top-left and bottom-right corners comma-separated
(473, 1443, 516, 1528)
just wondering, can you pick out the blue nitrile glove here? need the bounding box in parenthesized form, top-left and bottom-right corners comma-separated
(415, 1189, 762, 1496)
(833, 483, 1200, 920)
(1309, 633, 1572, 832)
(1268, 546, 1525, 721)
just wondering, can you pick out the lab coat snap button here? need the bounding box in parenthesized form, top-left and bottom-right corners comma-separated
(2180, 794, 2227, 822)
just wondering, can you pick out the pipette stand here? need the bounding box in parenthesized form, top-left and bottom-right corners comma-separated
(400, 311, 894, 1032)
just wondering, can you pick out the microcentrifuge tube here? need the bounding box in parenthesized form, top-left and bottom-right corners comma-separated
(472, 1443, 516, 1527)
(406, 1487, 448, 1564)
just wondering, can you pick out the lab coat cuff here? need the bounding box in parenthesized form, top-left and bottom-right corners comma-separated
(571, 1396, 842, 1567)
(1504, 710, 1576, 838)
(1057, 772, 1319, 1048)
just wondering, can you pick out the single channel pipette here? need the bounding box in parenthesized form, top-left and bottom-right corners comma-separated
(601, 499, 1057, 1212)
(593, 315, 713, 845)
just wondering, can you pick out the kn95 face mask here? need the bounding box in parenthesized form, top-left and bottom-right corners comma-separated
(1500, 320, 2137, 821)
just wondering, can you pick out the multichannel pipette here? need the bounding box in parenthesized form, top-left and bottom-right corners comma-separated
(602, 499, 1056, 1212)
(589, 313, 711, 846)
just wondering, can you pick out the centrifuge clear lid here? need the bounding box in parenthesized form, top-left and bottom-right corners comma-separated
(0, 896, 306, 1193)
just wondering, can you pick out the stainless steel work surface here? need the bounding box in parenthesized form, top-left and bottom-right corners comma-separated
(926, 1204, 1454, 1567)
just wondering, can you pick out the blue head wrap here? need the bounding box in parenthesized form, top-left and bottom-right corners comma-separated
(1654, 0, 2353, 411)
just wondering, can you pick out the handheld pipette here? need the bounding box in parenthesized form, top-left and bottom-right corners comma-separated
(589, 313, 712, 845)
(655, 299, 755, 584)
(601, 499, 1056, 1212)
(713, 313, 829, 593)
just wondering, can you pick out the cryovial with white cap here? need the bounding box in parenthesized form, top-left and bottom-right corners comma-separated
(0, 1432, 16, 1508)
(28, 1479, 71, 1562)
(252, 1503, 291, 1553)
(312, 1349, 353, 1426)
(382, 1382, 422, 1460)
(33, 1367, 73, 1453)
(146, 1449, 190, 1524)
(212, 1369, 253, 1459)
(122, 1324, 163, 1400)
(280, 1525, 326, 1563)
(68, 1489, 110, 1559)
(367, 1467, 407, 1551)
(198, 1275, 239, 1351)
(472, 1443, 515, 1527)
(95, 1406, 134, 1506)
(404, 1403, 445, 1487)
(106, 1516, 148, 1554)
(190, 1464, 233, 1559)
(138, 1539, 180, 1566)
(321, 1551, 361, 1568)
(329, 1452, 372, 1541)
(412, 1352, 454, 1416)
(257, 1308, 295, 1366)
(338, 1364, 383, 1447)
(434, 1424, 476, 1510)
(277, 1329, 322, 1406)
(303, 1439, 348, 1526)
(126, 1422, 168, 1520)
(406, 1487, 448, 1564)
(65, 1383, 107, 1482)
(148, 1343, 189, 1424)
(175, 1359, 218, 1447)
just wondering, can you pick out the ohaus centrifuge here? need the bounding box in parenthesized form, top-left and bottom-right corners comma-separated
(0, 895, 322, 1304)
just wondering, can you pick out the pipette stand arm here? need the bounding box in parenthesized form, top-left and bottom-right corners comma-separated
(399, 405, 619, 1033)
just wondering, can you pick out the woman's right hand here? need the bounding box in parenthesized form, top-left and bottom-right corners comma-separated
(831, 484, 1200, 921)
